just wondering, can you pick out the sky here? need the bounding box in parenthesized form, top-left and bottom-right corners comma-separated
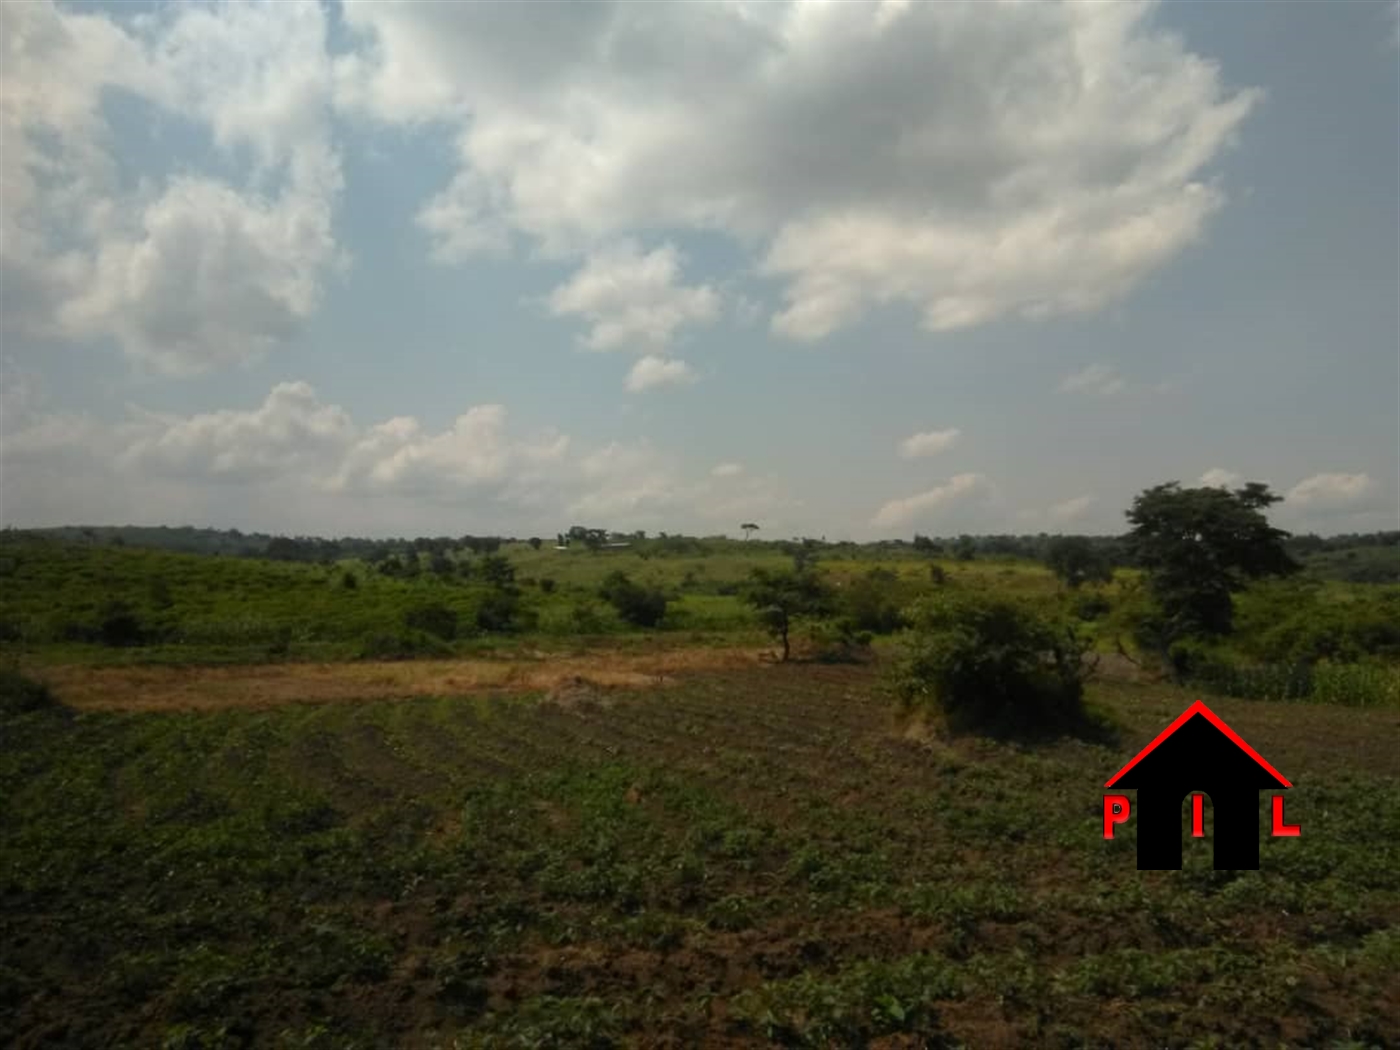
(1, 0, 1397, 541)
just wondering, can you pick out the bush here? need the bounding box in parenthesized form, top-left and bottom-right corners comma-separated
(479, 554, 516, 589)
(475, 591, 535, 634)
(599, 571, 668, 628)
(807, 620, 875, 664)
(538, 578, 557, 594)
(840, 569, 908, 635)
(888, 593, 1091, 735)
(569, 601, 611, 634)
(1074, 592, 1112, 622)
(0, 667, 60, 716)
(99, 600, 146, 647)
(404, 603, 458, 641)
(357, 630, 452, 661)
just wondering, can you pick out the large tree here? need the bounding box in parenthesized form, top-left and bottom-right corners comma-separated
(1125, 481, 1299, 643)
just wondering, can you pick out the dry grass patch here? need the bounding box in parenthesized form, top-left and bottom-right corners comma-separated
(32, 645, 766, 712)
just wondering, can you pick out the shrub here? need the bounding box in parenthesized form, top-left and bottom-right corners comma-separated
(0, 667, 60, 717)
(404, 603, 458, 641)
(807, 620, 875, 664)
(570, 601, 611, 634)
(1074, 592, 1112, 622)
(479, 554, 516, 589)
(341, 571, 358, 590)
(357, 630, 451, 661)
(538, 577, 557, 594)
(99, 600, 146, 647)
(599, 571, 668, 628)
(476, 591, 534, 634)
(266, 625, 293, 659)
(840, 568, 908, 635)
(888, 593, 1091, 735)
(148, 577, 174, 609)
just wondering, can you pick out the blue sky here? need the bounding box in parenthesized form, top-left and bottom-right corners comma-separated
(2, 0, 1396, 540)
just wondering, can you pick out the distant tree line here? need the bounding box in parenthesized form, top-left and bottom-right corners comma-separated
(7, 524, 1395, 582)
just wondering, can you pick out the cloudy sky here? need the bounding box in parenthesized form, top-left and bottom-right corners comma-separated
(2, 0, 1396, 540)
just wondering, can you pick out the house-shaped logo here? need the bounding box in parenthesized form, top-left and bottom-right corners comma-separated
(1103, 700, 1300, 870)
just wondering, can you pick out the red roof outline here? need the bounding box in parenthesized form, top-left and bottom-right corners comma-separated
(1104, 700, 1291, 789)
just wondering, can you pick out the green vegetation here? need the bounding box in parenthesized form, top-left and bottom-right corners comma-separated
(0, 667, 60, 717)
(598, 571, 669, 628)
(3, 668, 1396, 1045)
(889, 592, 1093, 735)
(743, 561, 834, 662)
(1044, 534, 1115, 590)
(1126, 481, 1300, 644)
(2, 505, 1399, 1044)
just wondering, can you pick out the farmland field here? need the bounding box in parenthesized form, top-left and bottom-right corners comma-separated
(4, 653, 1399, 1048)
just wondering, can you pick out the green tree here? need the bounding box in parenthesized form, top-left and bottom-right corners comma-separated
(744, 565, 833, 662)
(528, 537, 543, 550)
(479, 554, 516, 589)
(1125, 481, 1300, 650)
(1044, 536, 1113, 590)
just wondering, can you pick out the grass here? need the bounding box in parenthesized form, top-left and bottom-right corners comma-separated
(4, 663, 1398, 1047)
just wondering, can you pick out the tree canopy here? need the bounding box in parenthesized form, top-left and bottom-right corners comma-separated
(1126, 481, 1300, 640)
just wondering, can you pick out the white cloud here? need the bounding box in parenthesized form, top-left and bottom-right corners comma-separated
(1199, 467, 1242, 489)
(624, 356, 697, 393)
(58, 173, 342, 374)
(899, 428, 961, 459)
(1047, 495, 1097, 525)
(0, 1, 343, 373)
(120, 382, 354, 481)
(6, 379, 795, 533)
(1286, 472, 1376, 511)
(568, 441, 683, 520)
(0, 356, 106, 462)
(548, 242, 720, 353)
(331, 406, 570, 497)
(342, 2, 1258, 339)
(1059, 363, 1127, 397)
(872, 473, 989, 529)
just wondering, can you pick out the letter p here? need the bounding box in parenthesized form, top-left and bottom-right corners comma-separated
(1103, 794, 1131, 839)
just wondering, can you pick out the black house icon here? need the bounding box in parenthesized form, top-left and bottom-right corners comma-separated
(1105, 701, 1291, 870)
